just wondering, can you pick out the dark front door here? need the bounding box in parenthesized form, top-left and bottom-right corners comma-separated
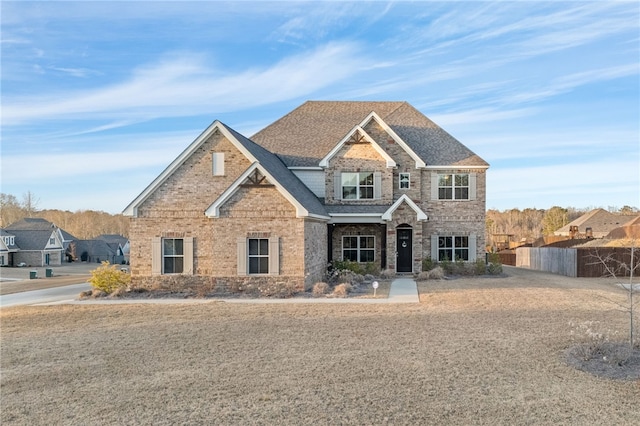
(396, 228, 412, 273)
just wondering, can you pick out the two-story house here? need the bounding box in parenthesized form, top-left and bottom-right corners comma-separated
(124, 101, 489, 292)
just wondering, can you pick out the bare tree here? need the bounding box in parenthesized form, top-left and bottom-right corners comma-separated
(588, 243, 640, 348)
(22, 191, 40, 217)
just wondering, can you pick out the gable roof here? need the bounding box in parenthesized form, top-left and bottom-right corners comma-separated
(124, 121, 328, 219)
(319, 123, 397, 168)
(555, 209, 632, 237)
(381, 194, 428, 221)
(251, 101, 488, 168)
(5, 217, 56, 231)
(10, 229, 60, 251)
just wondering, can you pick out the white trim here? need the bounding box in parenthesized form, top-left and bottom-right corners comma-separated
(123, 121, 258, 217)
(382, 194, 428, 221)
(328, 213, 385, 224)
(359, 112, 426, 169)
(288, 166, 323, 171)
(320, 126, 396, 168)
(205, 162, 330, 220)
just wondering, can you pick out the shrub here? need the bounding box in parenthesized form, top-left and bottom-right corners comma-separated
(422, 258, 436, 272)
(487, 253, 503, 275)
(88, 261, 131, 294)
(331, 260, 364, 275)
(312, 282, 330, 297)
(417, 271, 430, 280)
(363, 262, 380, 277)
(474, 259, 487, 275)
(333, 283, 352, 297)
(427, 266, 445, 280)
(439, 258, 454, 275)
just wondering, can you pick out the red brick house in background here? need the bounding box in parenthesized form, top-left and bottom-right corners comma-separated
(124, 101, 489, 291)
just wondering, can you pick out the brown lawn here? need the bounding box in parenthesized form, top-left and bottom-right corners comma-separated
(1, 268, 639, 425)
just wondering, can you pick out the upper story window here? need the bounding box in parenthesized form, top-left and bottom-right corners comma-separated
(342, 172, 374, 200)
(212, 152, 225, 176)
(399, 173, 410, 190)
(438, 174, 469, 200)
(163, 238, 184, 274)
(49, 237, 56, 245)
(4, 236, 14, 246)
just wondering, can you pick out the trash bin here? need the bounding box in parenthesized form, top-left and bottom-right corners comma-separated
(30, 270, 37, 279)
(46, 268, 53, 277)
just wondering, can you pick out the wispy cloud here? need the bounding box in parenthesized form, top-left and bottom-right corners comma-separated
(3, 42, 369, 125)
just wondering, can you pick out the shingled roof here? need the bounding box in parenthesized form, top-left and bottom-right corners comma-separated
(251, 101, 488, 168)
(218, 123, 328, 218)
(555, 209, 632, 238)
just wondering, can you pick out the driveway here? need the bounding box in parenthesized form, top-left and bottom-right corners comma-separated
(0, 283, 92, 308)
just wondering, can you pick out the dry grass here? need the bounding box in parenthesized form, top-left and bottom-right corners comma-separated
(2, 268, 640, 425)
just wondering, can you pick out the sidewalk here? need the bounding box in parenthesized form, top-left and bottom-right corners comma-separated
(36, 278, 420, 306)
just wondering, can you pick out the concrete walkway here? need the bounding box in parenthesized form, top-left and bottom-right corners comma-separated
(387, 277, 420, 303)
(28, 278, 420, 306)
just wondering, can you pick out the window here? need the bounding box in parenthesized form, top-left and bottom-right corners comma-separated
(438, 174, 469, 200)
(399, 173, 410, 190)
(237, 236, 279, 276)
(212, 152, 225, 176)
(342, 172, 374, 200)
(438, 236, 469, 261)
(342, 236, 375, 262)
(248, 238, 269, 274)
(163, 238, 184, 274)
(49, 237, 56, 245)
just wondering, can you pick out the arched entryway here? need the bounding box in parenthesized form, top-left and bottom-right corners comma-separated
(396, 224, 412, 273)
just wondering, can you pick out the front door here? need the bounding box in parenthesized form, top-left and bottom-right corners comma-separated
(396, 228, 412, 273)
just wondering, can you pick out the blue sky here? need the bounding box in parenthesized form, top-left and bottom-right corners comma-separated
(2, 1, 639, 214)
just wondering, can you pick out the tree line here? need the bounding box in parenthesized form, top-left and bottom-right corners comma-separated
(486, 205, 638, 250)
(1, 192, 637, 245)
(1, 192, 129, 240)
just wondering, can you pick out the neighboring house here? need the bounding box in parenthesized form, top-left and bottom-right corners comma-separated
(75, 239, 117, 264)
(555, 209, 638, 239)
(95, 234, 130, 264)
(3, 218, 68, 266)
(124, 101, 489, 291)
(0, 229, 20, 266)
(77, 234, 130, 264)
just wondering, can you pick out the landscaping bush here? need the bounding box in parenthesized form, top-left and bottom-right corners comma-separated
(422, 258, 436, 272)
(427, 266, 445, 280)
(333, 283, 352, 297)
(312, 282, 330, 297)
(475, 259, 487, 275)
(88, 261, 131, 294)
(363, 262, 380, 276)
(487, 253, 503, 275)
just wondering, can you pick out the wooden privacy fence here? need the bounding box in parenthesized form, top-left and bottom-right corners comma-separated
(516, 247, 577, 277)
(516, 246, 636, 278)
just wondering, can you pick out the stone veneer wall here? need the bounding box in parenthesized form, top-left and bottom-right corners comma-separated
(420, 169, 487, 261)
(331, 224, 384, 270)
(324, 142, 392, 205)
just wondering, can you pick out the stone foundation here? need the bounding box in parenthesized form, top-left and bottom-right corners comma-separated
(131, 275, 306, 297)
